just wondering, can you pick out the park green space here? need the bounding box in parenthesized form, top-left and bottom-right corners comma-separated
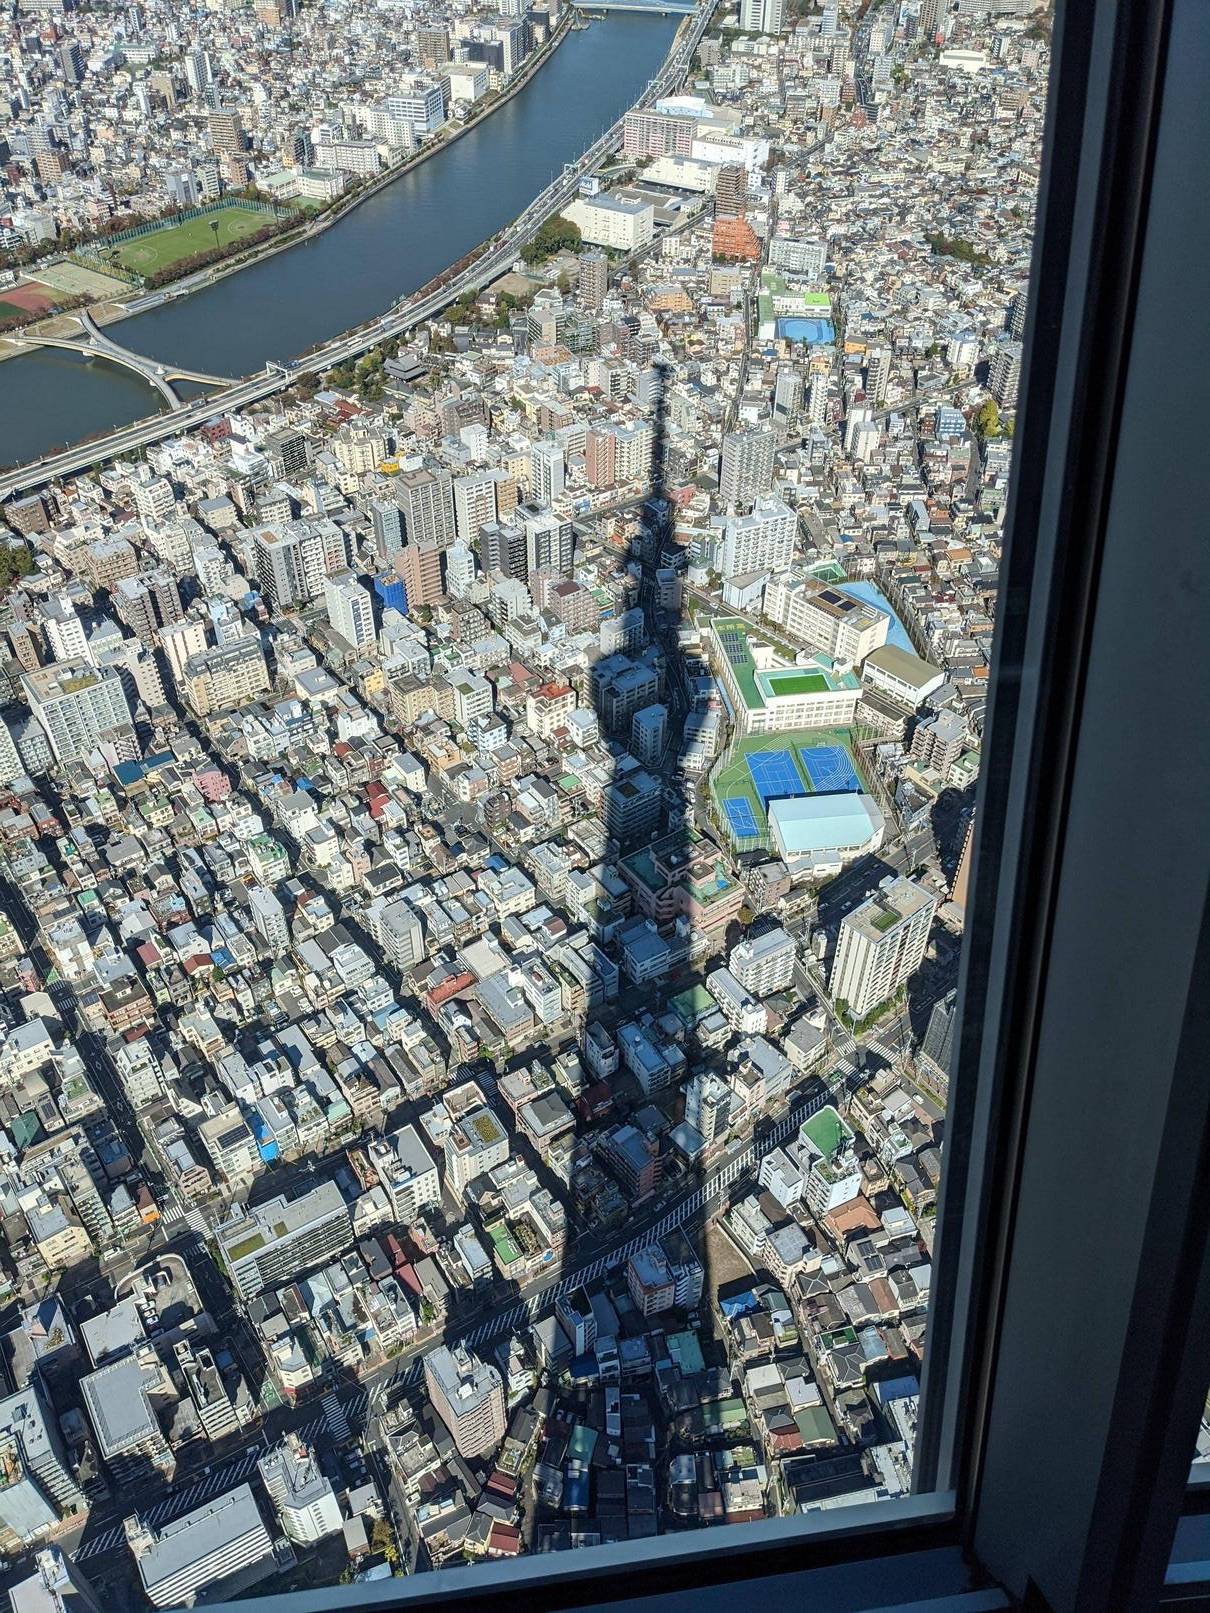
(104, 206, 275, 276)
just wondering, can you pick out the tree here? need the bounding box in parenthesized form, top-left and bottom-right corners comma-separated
(0, 542, 36, 594)
(974, 398, 1001, 439)
(520, 213, 582, 266)
(371, 1518, 396, 1561)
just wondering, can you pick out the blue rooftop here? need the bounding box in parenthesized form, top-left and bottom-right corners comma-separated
(777, 316, 836, 344)
(836, 580, 914, 653)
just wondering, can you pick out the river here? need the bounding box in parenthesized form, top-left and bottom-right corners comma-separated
(0, 12, 677, 471)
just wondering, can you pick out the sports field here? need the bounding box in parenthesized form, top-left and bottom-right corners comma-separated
(0, 281, 56, 322)
(104, 207, 275, 277)
(710, 729, 863, 846)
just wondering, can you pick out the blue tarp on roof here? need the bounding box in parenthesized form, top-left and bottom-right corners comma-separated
(720, 1290, 759, 1320)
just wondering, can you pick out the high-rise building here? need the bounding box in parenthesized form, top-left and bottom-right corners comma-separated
(479, 520, 526, 581)
(159, 617, 208, 688)
(739, 0, 784, 30)
(249, 886, 289, 950)
(520, 505, 573, 579)
(453, 470, 498, 546)
(111, 571, 183, 642)
(0, 1385, 87, 1554)
(630, 703, 668, 767)
(254, 522, 349, 608)
(367, 1125, 440, 1220)
(7, 1546, 101, 1613)
(720, 496, 795, 578)
(58, 41, 84, 83)
(529, 439, 565, 506)
(444, 1107, 509, 1197)
(207, 108, 246, 155)
(798, 1105, 861, 1215)
(395, 466, 455, 548)
(184, 48, 211, 95)
(257, 1437, 342, 1545)
(866, 346, 892, 405)
(323, 570, 375, 649)
(423, 1345, 506, 1460)
(830, 877, 937, 1020)
(714, 162, 748, 218)
(370, 498, 404, 558)
(720, 427, 775, 508)
(773, 365, 804, 428)
(215, 1183, 352, 1299)
(417, 24, 450, 67)
(920, 987, 958, 1083)
(951, 812, 975, 911)
(578, 249, 608, 311)
(444, 541, 477, 598)
(622, 108, 696, 159)
(180, 636, 270, 717)
(39, 595, 90, 665)
(988, 338, 1023, 407)
(398, 539, 445, 609)
(768, 235, 827, 278)
(808, 373, 829, 426)
(730, 926, 795, 996)
(125, 1486, 274, 1609)
(21, 663, 133, 766)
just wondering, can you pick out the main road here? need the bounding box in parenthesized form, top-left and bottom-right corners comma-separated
(0, 3, 712, 500)
(70, 1065, 852, 1564)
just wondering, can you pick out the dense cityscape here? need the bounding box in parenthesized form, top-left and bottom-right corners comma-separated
(0, 0, 1049, 1604)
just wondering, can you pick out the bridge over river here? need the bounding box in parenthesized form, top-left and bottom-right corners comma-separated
(8, 310, 234, 408)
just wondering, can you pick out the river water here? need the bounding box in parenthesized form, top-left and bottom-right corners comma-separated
(0, 12, 677, 471)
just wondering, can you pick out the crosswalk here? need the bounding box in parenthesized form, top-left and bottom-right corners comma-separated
(322, 1392, 351, 1443)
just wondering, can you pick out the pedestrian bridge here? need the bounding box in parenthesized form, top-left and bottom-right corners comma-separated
(3, 310, 236, 409)
(571, 0, 696, 12)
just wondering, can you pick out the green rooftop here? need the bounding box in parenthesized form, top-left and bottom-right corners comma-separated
(801, 1104, 850, 1160)
(486, 1221, 522, 1265)
(763, 669, 830, 697)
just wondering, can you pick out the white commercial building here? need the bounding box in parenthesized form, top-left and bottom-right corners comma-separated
(565, 193, 655, 251)
(324, 570, 375, 649)
(126, 1484, 275, 1609)
(763, 579, 890, 666)
(258, 1436, 342, 1545)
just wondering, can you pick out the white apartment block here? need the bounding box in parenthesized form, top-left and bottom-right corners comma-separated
(729, 926, 795, 996)
(830, 877, 937, 1020)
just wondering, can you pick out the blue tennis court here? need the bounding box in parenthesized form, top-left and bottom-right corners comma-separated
(747, 749, 807, 806)
(724, 797, 760, 838)
(801, 744, 860, 793)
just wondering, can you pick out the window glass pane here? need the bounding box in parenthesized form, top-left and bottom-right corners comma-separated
(0, 0, 1051, 1600)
